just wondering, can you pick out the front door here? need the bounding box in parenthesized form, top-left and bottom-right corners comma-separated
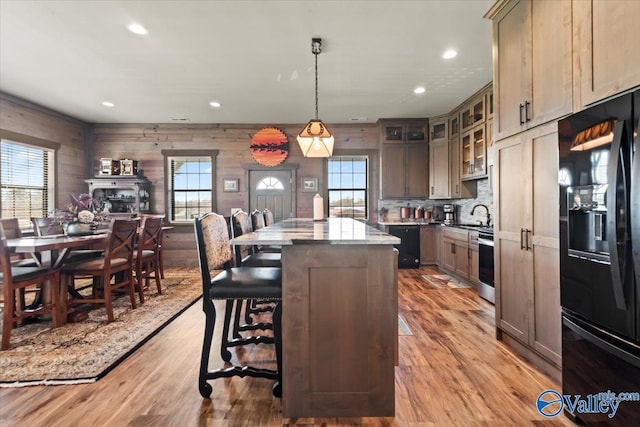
(248, 169, 294, 222)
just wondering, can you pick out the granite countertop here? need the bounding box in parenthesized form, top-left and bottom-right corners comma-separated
(231, 217, 400, 245)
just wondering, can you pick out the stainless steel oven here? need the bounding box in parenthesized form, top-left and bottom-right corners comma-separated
(478, 230, 494, 303)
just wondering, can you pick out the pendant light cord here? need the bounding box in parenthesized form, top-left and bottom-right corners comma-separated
(315, 52, 319, 120)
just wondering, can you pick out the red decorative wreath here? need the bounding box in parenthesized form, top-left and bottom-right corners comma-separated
(250, 127, 289, 167)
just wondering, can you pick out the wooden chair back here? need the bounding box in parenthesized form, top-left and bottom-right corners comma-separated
(138, 215, 164, 253)
(0, 218, 22, 239)
(104, 219, 139, 264)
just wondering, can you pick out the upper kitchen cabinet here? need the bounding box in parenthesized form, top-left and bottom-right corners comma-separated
(429, 115, 450, 199)
(461, 123, 487, 180)
(488, 0, 572, 141)
(573, 0, 640, 108)
(461, 94, 485, 133)
(449, 113, 460, 139)
(379, 119, 429, 199)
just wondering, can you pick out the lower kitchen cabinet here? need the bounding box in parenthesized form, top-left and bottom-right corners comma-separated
(420, 225, 438, 265)
(494, 122, 561, 368)
(439, 227, 479, 286)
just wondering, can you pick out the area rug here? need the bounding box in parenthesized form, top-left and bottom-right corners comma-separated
(0, 269, 203, 387)
(422, 273, 471, 289)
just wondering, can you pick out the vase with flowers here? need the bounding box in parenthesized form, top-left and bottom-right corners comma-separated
(49, 193, 109, 236)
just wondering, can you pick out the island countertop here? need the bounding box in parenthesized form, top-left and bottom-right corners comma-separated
(230, 217, 400, 245)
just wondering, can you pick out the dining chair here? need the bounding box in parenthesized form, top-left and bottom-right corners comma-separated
(194, 212, 282, 398)
(157, 226, 166, 279)
(133, 215, 164, 304)
(0, 223, 61, 350)
(0, 218, 39, 267)
(60, 218, 139, 323)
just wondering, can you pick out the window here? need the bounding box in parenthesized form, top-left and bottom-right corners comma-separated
(327, 156, 368, 219)
(1, 139, 54, 229)
(256, 176, 284, 190)
(164, 152, 217, 223)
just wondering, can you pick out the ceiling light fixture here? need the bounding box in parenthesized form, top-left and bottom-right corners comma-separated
(209, 101, 221, 108)
(102, 101, 114, 107)
(414, 86, 426, 94)
(128, 23, 148, 35)
(297, 37, 334, 158)
(442, 49, 458, 59)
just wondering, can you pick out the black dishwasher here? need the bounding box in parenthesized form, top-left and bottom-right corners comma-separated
(388, 225, 420, 268)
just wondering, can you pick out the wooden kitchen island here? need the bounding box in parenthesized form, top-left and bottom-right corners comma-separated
(231, 218, 400, 418)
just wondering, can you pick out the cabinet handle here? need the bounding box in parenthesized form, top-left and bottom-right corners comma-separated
(526, 229, 532, 250)
(451, 243, 456, 254)
(525, 101, 531, 122)
(468, 247, 471, 259)
(520, 228, 525, 250)
(456, 184, 459, 194)
(431, 186, 434, 195)
(519, 104, 525, 125)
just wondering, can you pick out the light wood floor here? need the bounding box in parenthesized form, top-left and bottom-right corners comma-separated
(0, 267, 574, 426)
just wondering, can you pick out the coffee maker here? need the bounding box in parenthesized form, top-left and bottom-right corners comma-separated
(443, 204, 457, 225)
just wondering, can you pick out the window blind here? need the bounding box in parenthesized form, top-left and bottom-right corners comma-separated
(1, 140, 51, 229)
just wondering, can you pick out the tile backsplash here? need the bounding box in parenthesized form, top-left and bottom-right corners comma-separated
(378, 178, 493, 225)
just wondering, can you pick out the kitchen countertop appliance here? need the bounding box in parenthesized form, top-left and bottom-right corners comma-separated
(443, 204, 457, 225)
(558, 89, 640, 424)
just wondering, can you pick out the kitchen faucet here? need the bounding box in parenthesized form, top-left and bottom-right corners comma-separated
(471, 204, 491, 226)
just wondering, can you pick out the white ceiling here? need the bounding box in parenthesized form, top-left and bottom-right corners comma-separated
(0, 0, 494, 125)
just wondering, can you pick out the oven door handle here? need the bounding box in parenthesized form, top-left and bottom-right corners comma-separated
(478, 237, 494, 247)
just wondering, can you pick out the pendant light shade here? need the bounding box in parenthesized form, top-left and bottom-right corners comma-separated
(297, 119, 335, 157)
(297, 38, 334, 158)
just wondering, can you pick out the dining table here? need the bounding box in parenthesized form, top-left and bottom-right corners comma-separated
(230, 217, 400, 418)
(8, 232, 108, 269)
(7, 232, 109, 320)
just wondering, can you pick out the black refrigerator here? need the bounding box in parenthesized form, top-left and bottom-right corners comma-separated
(558, 88, 640, 425)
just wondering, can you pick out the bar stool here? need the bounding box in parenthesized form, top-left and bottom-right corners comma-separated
(194, 212, 282, 398)
(231, 210, 281, 267)
(250, 209, 281, 253)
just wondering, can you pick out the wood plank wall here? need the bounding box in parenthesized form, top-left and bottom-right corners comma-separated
(0, 95, 90, 209)
(1, 93, 381, 267)
(92, 123, 380, 267)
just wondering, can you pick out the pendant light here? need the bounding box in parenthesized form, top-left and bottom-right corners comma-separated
(297, 38, 334, 157)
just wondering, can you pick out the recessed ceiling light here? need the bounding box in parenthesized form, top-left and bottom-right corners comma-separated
(102, 101, 114, 107)
(414, 86, 426, 94)
(209, 101, 221, 108)
(442, 49, 458, 59)
(128, 23, 148, 35)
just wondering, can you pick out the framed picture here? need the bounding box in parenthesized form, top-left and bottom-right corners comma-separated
(302, 177, 318, 193)
(223, 178, 239, 192)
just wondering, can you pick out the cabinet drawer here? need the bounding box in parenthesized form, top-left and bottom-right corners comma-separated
(442, 227, 469, 241)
